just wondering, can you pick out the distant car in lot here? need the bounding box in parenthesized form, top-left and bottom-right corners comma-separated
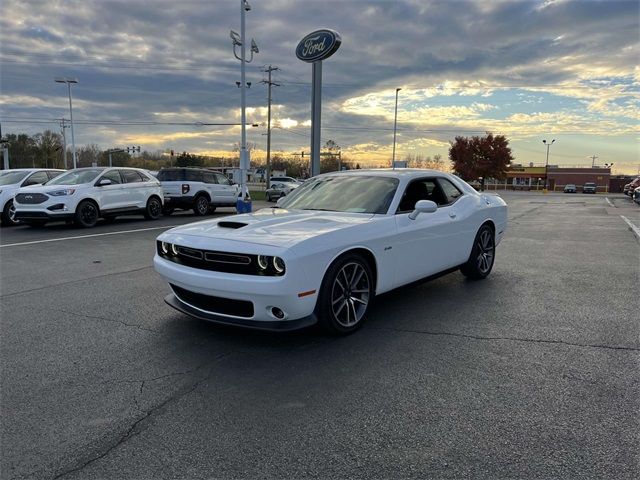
(154, 169, 508, 334)
(624, 177, 640, 197)
(633, 186, 640, 205)
(13, 167, 163, 227)
(564, 184, 577, 193)
(270, 176, 301, 185)
(265, 182, 298, 202)
(157, 168, 239, 216)
(582, 182, 597, 194)
(0, 168, 65, 226)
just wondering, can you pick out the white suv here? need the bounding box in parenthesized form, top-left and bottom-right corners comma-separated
(0, 168, 65, 226)
(13, 167, 163, 227)
(157, 168, 239, 216)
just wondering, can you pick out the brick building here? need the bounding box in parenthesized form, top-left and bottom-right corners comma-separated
(501, 164, 611, 192)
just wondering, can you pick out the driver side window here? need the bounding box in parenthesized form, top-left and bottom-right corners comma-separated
(396, 178, 448, 213)
(100, 170, 122, 184)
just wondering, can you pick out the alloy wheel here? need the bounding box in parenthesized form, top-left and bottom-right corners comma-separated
(331, 262, 370, 327)
(8, 202, 17, 224)
(81, 203, 98, 225)
(476, 228, 495, 274)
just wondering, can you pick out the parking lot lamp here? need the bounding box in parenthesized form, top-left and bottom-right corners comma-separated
(542, 139, 555, 193)
(392, 88, 401, 169)
(55, 77, 78, 169)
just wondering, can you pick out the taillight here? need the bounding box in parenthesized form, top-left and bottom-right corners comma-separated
(182, 184, 190, 194)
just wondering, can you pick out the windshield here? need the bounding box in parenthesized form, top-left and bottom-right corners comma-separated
(0, 171, 30, 185)
(46, 169, 103, 186)
(278, 175, 399, 214)
(585, 183, 596, 187)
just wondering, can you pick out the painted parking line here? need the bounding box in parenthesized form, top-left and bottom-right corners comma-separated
(0, 225, 172, 248)
(620, 215, 640, 241)
(605, 197, 615, 207)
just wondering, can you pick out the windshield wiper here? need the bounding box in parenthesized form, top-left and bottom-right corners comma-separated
(301, 208, 336, 212)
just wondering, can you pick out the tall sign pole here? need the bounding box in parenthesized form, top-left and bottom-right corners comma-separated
(296, 29, 341, 177)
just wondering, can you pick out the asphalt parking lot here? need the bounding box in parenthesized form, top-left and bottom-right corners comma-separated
(1, 193, 638, 479)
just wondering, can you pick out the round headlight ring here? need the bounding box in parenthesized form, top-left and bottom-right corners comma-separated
(273, 256, 285, 274)
(161, 242, 170, 254)
(170, 243, 179, 256)
(257, 255, 269, 270)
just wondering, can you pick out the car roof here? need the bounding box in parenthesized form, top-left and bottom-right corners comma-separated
(318, 168, 452, 179)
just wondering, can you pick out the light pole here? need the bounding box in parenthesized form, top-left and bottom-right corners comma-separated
(55, 77, 78, 169)
(542, 139, 555, 192)
(230, 0, 259, 208)
(392, 87, 401, 169)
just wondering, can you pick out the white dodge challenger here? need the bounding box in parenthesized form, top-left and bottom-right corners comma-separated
(154, 169, 507, 334)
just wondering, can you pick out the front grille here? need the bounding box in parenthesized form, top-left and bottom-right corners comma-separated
(16, 193, 48, 204)
(158, 241, 283, 276)
(170, 284, 254, 318)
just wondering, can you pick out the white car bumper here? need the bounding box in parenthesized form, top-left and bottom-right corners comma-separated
(154, 254, 319, 330)
(13, 193, 79, 221)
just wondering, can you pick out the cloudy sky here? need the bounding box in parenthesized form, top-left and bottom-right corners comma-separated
(1, 0, 638, 173)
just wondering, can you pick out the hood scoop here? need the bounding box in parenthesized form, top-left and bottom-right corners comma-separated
(217, 221, 248, 229)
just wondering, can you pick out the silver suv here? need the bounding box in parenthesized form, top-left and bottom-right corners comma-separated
(157, 168, 239, 216)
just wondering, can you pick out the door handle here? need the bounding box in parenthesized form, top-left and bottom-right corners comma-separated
(449, 212, 457, 219)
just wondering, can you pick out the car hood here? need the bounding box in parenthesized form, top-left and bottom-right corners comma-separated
(16, 183, 86, 194)
(164, 208, 376, 248)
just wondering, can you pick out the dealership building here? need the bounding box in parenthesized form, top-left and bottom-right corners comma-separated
(496, 164, 612, 192)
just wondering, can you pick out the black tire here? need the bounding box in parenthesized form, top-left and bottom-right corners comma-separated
(74, 200, 99, 228)
(162, 208, 174, 216)
(315, 253, 374, 335)
(144, 196, 162, 220)
(193, 195, 209, 216)
(266, 193, 271, 202)
(25, 220, 47, 227)
(460, 224, 495, 280)
(1, 200, 19, 227)
(208, 205, 217, 213)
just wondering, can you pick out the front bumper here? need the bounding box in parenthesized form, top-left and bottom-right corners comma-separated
(165, 293, 317, 331)
(154, 255, 319, 326)
(14, 210, 75, 221)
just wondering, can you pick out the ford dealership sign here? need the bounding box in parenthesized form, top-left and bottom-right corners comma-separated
(296, 29, 342, 63)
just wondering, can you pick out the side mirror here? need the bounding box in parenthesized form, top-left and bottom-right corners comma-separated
(97, 178, 112, 186)
(408, 200, 437, 220)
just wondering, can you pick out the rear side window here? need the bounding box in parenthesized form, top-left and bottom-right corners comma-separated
(157, 170, 184, 181)
(122, 170, 145, 183)
(437, 178, 463, 204)
(47, 170, 63, 180)
(185, 171, 203, 182)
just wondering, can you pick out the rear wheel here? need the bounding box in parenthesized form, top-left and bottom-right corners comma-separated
(193, 195, 209, 216)
(266, 193, 271, 202)
(316, 253, 374, 335)
(460, 224, 495, 280)
(74, 200, 99, 228)
(1, 200, 19, 226)
(144, 196, 162, 220)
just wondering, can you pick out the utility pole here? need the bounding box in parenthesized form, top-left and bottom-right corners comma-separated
(261, 65, 279, 189)
(589, 154, 598, 167)
(0, 122, 8, 170)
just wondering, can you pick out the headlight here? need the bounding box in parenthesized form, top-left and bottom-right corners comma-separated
(48, 188, 76, 196)
(171, 244, 179, 256)
(257, 255, 269, 270)
(161, 242, 170, 254)
(272, 256, 285, 273)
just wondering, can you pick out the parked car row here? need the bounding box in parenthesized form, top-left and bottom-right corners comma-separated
(0, 166, 244, 228)
(563, 182, 597, 193)
(623, 177, 640, 205)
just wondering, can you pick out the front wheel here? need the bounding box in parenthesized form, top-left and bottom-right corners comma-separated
(193, 195, 209, 216)
(1, 200, 19, 227)
(144, 196, 162, 220)
(74, 200, 99, 228)
(460, 224, 495, 280)
(316, 253, 374, 335)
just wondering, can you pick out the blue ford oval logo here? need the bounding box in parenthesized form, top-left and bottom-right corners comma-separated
(296, 29, 342, 63)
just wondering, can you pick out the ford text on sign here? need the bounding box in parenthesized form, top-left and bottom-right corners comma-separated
(296, 29, 341, 63)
